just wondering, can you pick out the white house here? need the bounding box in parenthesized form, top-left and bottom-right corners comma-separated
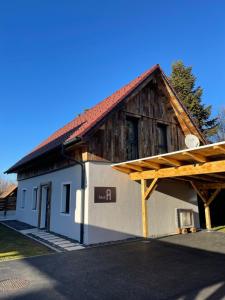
(6, 65, 205, 245)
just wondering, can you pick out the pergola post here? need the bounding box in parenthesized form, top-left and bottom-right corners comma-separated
(191, 182, 221, 231)
(141, 179, 148, 238)
(204, 188, 221, 230)
(204, 204, 212, 230)
(141, 178, 158, 238)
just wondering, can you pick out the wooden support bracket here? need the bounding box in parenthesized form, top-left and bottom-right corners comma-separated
(144, 178, 158, 200)
(190, 181, 207, 203)
(206, 188, 221, 206)
(191, 182, 221, 230)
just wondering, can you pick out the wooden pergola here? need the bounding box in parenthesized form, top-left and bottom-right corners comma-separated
(112, 141, 225, 237)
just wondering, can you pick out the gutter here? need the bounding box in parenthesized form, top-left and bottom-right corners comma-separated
(61, 142, 85, 244)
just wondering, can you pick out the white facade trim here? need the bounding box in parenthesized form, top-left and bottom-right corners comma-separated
(32, 186, 38, 210)
(60, 181, 72, 215)
(20, 188, 27, 209)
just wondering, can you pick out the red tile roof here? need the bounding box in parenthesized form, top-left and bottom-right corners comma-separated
(6, 64, 161, 172)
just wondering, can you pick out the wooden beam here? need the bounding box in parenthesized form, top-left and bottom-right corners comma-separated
(126, 163, 144, 172)
(144, 178, 158, 200)
(213, 145, 225, 154)
(141, 179, 148, 238)
(186, 175, 217, 182)
(195, 182, 225, 190)
(208, 173, 225, 180)
(159, 157, 182, 167)
(206, 188, 221, 206)
(182, 152, 208, 163)
(162, 78, 205, 143)
(169, 101, 191, 136)
(140, 160, 161, 170)
(129, 160, 225, 181)
(113, 166, 132, 174)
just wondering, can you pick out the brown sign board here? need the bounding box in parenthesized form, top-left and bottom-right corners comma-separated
(94, 187, 116, 203)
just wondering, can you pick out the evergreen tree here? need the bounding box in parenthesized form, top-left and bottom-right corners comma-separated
(213, 107, 225, 142)
(170, 60, 218, 138)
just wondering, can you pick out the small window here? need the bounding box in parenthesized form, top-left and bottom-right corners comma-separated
(32, 187, 38, 210)
(157, 123, 168, 154)
(21, 189, 26, 208)
(61, 184, 71, 214)
(126, 117, 139, 160)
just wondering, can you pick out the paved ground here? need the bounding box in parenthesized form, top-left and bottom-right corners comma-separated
(1, 221, 35, 231)
(1, 221, 84, 252)
(0, 231, 225, 299)
(28, 231, 84, 252)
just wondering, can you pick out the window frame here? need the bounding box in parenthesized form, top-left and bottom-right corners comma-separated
(21, 188, 27, 209)
(157, 122, 168, 154)
(126, 116, 139, 160)
(60, 182, 71, 216)
(32, 187, 38, 211)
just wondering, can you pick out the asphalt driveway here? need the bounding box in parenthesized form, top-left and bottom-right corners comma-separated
(1, 231, 225, 299)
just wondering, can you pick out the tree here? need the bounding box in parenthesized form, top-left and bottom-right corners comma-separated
(213, 107, 225, 142)
(0, 176, 14, 196)
(170, 60, 218, 139)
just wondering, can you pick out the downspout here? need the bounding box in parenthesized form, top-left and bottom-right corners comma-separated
(61, 143, 85, 244)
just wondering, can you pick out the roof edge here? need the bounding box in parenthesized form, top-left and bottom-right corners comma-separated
(159, 68, 207, 144)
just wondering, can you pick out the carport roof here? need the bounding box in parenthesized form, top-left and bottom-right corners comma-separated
(112, 141, 225, 188)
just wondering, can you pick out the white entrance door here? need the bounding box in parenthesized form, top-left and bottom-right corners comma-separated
(40, 186, 48, 229)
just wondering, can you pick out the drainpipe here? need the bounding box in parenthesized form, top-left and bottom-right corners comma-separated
(61, 144, 85, 244)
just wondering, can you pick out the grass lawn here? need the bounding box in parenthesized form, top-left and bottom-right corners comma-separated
(212, 225, 225, 233)
(0, 224, 53, 262)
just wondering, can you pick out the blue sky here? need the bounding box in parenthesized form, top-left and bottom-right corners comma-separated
(1, 0, 225, 180)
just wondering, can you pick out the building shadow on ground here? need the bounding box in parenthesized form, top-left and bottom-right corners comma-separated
(0, 227, 225, 299)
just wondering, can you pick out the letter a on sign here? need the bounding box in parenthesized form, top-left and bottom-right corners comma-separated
(106, 189, 112, 201)
(94, 187, 116, 203)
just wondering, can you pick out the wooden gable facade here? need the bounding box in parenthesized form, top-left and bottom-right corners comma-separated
(86, 74, 186, 163)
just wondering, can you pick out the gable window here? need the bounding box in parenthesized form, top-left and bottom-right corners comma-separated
(32, 187, 38, 210)
(157, 123, 168, 154)
(61, 183, 71, 214)
(21, 189, 26, 209)
(126, 117, 139, 160)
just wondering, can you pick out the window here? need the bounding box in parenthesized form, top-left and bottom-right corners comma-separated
(61, 183, 71, 214)
(32, 187, 38, 210)
(157, 123, 168, 154)
(21, 189, 26, 208)
(126, 117, 139, 160)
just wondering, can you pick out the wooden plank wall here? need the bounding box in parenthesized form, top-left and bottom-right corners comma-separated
(0, 196, 16, 212)
(87, 80, 186, 163)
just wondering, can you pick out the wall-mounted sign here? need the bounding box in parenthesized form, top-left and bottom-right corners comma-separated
(94, 187, 116, 203)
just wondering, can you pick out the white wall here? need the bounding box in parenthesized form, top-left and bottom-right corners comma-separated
(84, 162, 142, 244)
(0, 210, 16, 220)
(147, 180, 199, 237)
(16, 162, 200, 244)
(16, 165, 82, 241)
(85, 162, 199, 244)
